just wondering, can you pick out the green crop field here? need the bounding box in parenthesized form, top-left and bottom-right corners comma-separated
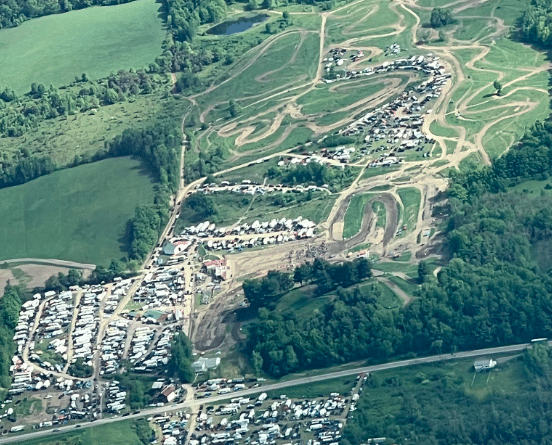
(0, 0, 165, 94)
(19, 419, 146, 445)
(0, 157, 155, 265)
(343, 193, 376, 239)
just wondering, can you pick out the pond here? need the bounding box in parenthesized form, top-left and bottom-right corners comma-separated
(207, 14, 269, 36)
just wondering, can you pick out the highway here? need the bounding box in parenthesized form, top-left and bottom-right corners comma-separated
(2, 340, 538, 444)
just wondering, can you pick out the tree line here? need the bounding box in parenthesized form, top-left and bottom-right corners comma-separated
(0, 285, 23, 397)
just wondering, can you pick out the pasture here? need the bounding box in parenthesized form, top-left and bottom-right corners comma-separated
(0, 157, 155, 265)
(0, 0, 165, 93)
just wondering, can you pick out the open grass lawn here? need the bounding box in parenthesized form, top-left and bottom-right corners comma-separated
(19, 419, 146, 445)
(343, 193, 376, 239)
(397, 187, 421, 232)
(0, 0, 165, 94)
(0, 157, 155, 265)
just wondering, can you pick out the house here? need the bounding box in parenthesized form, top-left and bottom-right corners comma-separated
(160, 384, 176, 403)
(192, 357, 221, 373)
(474, 359, 496, 372)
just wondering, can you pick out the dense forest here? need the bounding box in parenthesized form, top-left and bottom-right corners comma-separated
(343, 344, 552, 445)
(521, 0, 552, 46)
(247, 120, 552, 377)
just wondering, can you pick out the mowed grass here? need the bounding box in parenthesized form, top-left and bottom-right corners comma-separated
(397, 187, 421, 232)
(19, 420, 146, 445)
(343, 193, 376, 239)
(0, 0, 165, 93)
(0, 157, 155, 265)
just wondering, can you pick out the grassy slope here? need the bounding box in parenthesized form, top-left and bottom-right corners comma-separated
(0, 0, 165, 93)
(0, 157, 155, 265)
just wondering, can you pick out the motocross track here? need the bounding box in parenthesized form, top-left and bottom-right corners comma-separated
(188, 0, 551, 352)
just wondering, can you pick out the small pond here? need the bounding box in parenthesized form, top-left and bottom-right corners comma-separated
(207, 14, 269, 35)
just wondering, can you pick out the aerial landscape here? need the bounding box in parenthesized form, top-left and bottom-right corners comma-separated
(3, 0, 552, 443)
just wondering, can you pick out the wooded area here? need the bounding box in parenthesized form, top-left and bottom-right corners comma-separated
(521, 0, 552, 46)
(344, 344, 552, 445)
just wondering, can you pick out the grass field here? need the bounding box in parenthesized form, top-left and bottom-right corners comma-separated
(19, 419, 147, 445)
(0, 157, 155, 265)
(371, 201, 386, 228)
(0, 0, 165, 94)
(343, 194, 375, 239)
(397, 188, 421, 233)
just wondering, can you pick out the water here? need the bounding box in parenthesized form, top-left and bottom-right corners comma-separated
(207, 14, 269, 36)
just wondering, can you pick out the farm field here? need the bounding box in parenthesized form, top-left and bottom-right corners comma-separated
(0, 0, 165, 93)
(0, 157, 155, 265)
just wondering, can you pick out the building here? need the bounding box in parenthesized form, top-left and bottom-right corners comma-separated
(192, 357, 221, 373)
(474, 359, 496, 372)
(160, 384, 176, 403)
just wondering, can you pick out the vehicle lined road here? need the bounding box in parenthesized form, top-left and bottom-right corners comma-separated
(2, 340, 538, 444)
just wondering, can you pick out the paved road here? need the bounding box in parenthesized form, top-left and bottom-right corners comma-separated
(3, 341, 538, 444)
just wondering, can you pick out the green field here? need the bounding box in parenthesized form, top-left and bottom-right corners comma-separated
(343, 193, 375, 239)
(0, 0, 165, 93)
(0, 157, 155, 265)
(371, 201, 386, 228)
(397, 187, 421, 232)
(19, 419, 147, 445)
